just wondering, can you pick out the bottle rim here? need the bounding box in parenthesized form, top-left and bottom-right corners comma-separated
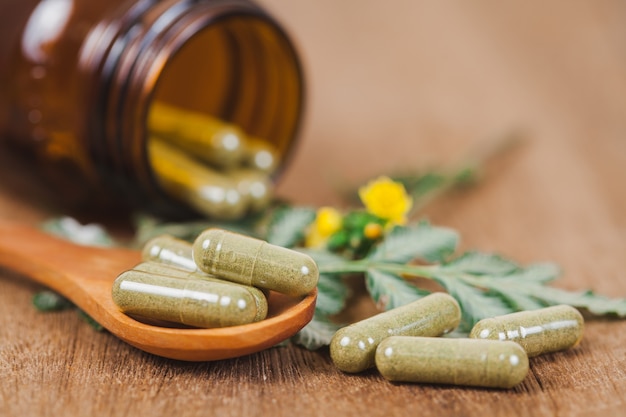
(90, 0, 305, 215)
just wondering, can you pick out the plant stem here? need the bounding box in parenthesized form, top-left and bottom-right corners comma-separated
(318, 259, 438, 279)
(408, 129, 525, 220)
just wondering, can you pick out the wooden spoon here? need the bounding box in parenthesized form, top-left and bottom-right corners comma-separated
(0, 222, 316, 361)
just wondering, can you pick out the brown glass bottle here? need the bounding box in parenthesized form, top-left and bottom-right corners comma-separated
(0, 0, 304, 217)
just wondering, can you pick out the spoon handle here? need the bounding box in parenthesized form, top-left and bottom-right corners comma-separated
(0, 221, 140, 296)
(0, 221, 318, 361)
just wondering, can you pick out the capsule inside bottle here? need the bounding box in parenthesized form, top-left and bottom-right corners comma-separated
(149, 101, 247, 169)
(375, 336, 529, 389)
(469, 304, 584, 357)
(243, 138, 279, 173)
(112, 269, 265, 328)
(149, 138, 249, 219)
(192, 228, 319, 296)
(231, 168, 273, 212)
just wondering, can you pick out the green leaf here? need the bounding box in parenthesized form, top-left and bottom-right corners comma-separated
(291, 314, 342, 350)
(366, 269, 430, 311)
(436, 275, 513, 332)
(392, 172, 447, 199)
(132, 213, 259, 246)
(442, 252, 519, 276)
(367, 223, 458, 264)
(77, 310, 105, 332)
(315, 273, 350, 315)
(32, 291, 73, 311)
(512, 262, 561, 284)
(296, 249, 350, 316)
(41, 217, 115, 247)
(266, 207, 316, 248)
(518, 284, 626, 317)
(484, 281, 548, 311)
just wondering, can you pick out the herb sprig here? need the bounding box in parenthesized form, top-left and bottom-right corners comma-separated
(265, 217, 626, 348)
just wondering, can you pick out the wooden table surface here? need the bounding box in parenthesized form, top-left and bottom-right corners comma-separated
(2, 1, 626, 416)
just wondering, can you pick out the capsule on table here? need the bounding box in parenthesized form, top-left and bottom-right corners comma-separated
(132, 261, 269, 322)
(111, 269, 265, 328)
(149, 138, 249, 219)
(192, 228, 319, 297)
(329, 293, 461, 373)
(469, 305, 584, 357)
(141, 234, 198, 271)
(375, 336, 529, 389)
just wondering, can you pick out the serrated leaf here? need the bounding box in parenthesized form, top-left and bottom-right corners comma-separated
(442, 251, 519, 276)
(512, 263, 561, 283)
(472, 264, 560, 311)
(527, 286, 626, 317)
(291, 314, 342, 350)
(315, 273, 349, 315)
(436, 275, 513, 332)
(366, 269, 430, 311)
(267, 207, 316, 248)
(295, 249, 350, 315)
(368, 223, 458, 263)
(485, 282, 548, 311)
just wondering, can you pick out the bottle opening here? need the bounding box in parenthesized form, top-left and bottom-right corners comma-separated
(145, 14, 304, 219)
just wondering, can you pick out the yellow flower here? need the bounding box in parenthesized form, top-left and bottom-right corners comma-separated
(358, 176, 413, 225)
(305, 207, 343, 248)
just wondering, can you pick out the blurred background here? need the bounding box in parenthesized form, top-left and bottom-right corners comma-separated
(258, 1, 626, 209)
(1, 0, 625, 288)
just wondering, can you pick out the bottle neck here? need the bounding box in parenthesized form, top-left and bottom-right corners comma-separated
(86, 0, 304, 212)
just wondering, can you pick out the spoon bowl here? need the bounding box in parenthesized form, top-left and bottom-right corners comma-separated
(0, 222, 316, 361)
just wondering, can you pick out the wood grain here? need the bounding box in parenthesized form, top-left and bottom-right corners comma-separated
(2, 1, 626, 416)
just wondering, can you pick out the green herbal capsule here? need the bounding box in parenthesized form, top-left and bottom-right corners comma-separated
(192, 229, 319, 296)
(243, 138, 279, 173)
(232, 169, 273, 212)
(329, 293, 461, 373)
(469, 304, 584, 357)
(149, 101, 246, 169)
(149, 138, 248, 219)
(132, 261, 268, 322)
(140, 234, 271, 300)
(112, 269, 264, 328)
(141, 235, 198, 271)
(375, 336, 529, 389)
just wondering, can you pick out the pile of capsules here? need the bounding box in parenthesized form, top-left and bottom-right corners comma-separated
(148, 102, 280, 219)
(113, 228, 584, 390)
(112, 229, 319, 328)
(329, 292, 584, 389)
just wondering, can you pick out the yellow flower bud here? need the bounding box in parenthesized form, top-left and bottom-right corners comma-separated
(363, 222, 383, 240)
